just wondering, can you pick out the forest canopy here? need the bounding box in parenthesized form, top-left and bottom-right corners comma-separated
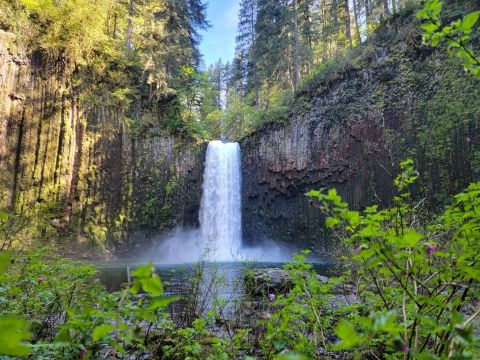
(0, 0, 478, 140)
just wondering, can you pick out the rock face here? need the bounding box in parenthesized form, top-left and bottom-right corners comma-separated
(0, 30, 205, 256)
(241, 12, 480, 252)
(2, 10, 479, 257)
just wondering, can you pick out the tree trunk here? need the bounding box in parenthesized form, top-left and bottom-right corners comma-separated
(344, 0, 353, 48)
(251, 1, 259, 108)
(67, 96, 82, 221)
(11, 107, 25, 209)
(293, 0, 301, 91)
(352, 0, 362, 44)
(383, 0, 391, 16)
(332, 0, 339, 30)
(54, 91, 66, 189)
(113, 12, 117, 38)
(126, 0, 134, 50)
(366, 0, 372, 18)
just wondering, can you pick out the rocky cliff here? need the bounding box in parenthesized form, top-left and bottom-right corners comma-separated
(2, 8, 479, 258)
(0, 30, 205, 256)
(241, 11, 480, 253)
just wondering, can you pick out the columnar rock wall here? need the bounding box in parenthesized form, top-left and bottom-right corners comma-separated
(241, 13, 480, 253)
(0, 30, 205, 256)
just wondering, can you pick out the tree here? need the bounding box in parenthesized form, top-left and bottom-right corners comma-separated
(255, 0, 293, 89)
(156, 0, 209, 80)
(344, 0, 353, 48)
(134, 0, 209, 102)
(208, 59, 226, 109)
(293, 0, 301, 90)
(236, 0, 260, 106)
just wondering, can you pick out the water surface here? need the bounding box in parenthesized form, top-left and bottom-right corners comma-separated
(96, 261, 334, 294)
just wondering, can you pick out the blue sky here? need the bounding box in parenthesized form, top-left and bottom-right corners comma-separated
(200, 0, 239, 68)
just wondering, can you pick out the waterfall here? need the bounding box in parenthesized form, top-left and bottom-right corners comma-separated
(149, 140, 293, 264)
(199, 141, 242, 260)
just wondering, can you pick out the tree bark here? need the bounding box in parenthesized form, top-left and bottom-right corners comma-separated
(293, 0, 301, 91)
(332, 0, 339, 30)
(344, 0, 353, 48)
(383, 0, 391, 16)
(352, 0, 362, 44)
(11, 107, 25, 209)
(126, 0, 134, 50)
(251, 0, 259, 107)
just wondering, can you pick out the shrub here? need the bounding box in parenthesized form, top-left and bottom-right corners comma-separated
(307, 160, 480, 358)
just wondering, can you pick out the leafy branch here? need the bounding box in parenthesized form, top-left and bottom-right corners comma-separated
(417, 0, 480, 79)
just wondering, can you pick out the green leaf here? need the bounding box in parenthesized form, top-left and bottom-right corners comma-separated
(147, 295, 179, 310)
(372, 311, 401, 333)
(136, 309, 156, 322)
(462, 11, 480, 33)
(431, 32, 445, 46)
(131, 263, 154, 278)
(305, 190, 321, 198)
(54, 327, 71, 342)
(140, 277, 164, 297)
(0, 315, 31, 356)
(398, 230, 423, 248)
(421, 22, 439, 33)
(92, 324, 115, 342)
(325, 217, 340, 228)
(333, 320, 366, 350)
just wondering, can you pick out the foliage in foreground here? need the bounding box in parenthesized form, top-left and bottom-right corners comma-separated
(0, 252, 178, 358)
(418, 0, 480, 79)
(307, 160, 480, 359)
(0, 160, 478, 359)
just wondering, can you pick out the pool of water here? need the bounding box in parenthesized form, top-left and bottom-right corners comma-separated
(96, 261, 334, 295)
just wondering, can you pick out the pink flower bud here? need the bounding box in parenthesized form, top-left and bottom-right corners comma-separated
(262, 312, 271, 320)
(38, 277, 45, 284)
(80, 347, 87, 358)
(354, 244, 367, 254)
(268, 293, 275, 302)
(426, 244, 438, 257)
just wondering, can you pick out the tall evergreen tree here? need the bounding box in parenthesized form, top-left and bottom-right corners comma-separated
(157, 0, 208, 77)
(298, 0, 314, 73)
(137, 0, 209, 100)
(209, 59, 225, 109)
(228, 52, 247, 96)
(255, 0, 292, 89)
(344, 0, 353, 48)
(235, 0, 259, 106)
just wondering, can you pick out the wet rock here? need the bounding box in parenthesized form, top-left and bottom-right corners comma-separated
(244, 268, 293, 296)
(244, 268, 351, 297)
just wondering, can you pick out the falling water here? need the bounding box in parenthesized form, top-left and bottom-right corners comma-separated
(199, 141, 242, 260)
(147, 140, 294, 263)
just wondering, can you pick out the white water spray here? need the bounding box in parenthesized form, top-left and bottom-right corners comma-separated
(147, 141, 294, 264)
(200, 141, 242, 260)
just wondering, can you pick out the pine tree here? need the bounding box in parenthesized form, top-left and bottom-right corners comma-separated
(344, 0, 353, 48)
(298, 0, 314, 73)
(255, 0, 292, 89)
(209, 59, 225, 109)
(136, 0, 209, 100)
(235, 0, 259, 106)
(228, 52, 247, 96)
(159, 0, 209, 75)
(293, 0, 301, 90)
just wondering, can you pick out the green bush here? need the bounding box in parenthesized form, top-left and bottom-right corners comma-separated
(307, 160, 480, 358)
